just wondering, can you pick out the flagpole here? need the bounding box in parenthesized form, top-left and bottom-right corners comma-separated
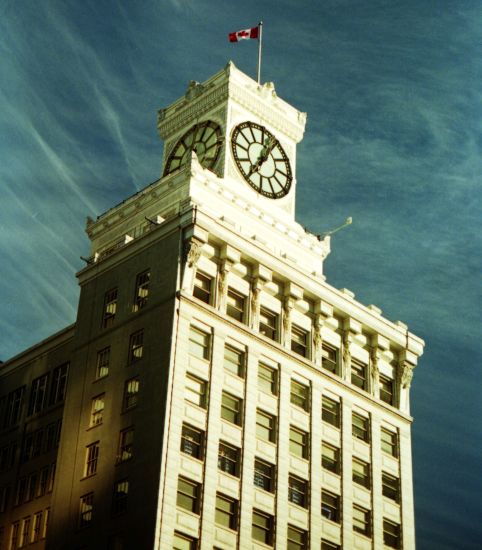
(257, 21, 263, 85)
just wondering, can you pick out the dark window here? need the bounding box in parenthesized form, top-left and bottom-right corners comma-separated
(215, 493, 238, 530)
(128, 330, 144, 363)
(352, 413, 370, 442)
(221, 393, 242, 426)
(256, 410, 276, 443)
(117, 428, 134, 463)
(96, 347, 110, 379)
(380, 376, 394, 405)
(351, 360, 368, 390)
(254, 459, 275, 492)
(322, 443, 340, 474)
(383, 519, 401, 549)
(112, 479, 129, 515)
(288, 475, 308, 508)
(85, 442, 99, 476)
(352, 458, 370, 488)
(382, 473, 400, 502)
(226, 288, 245, 322)
(193, 271, 212, 304)
(28, 374, 49, 415)
(287, 525, 307, 550)
(189, 326, 210, 360)
(218, 442, 240, 476)
(133, 270, 150, 311)
(289, 426, 309, 459)
(258, 363, 278, 395)
(32, 512, 42, 543)
(173, 531, 198, 550)
(259, 308, 278, 341)
(123, 377, 139, 410)
(224, 345, 245, 377)
(49, 363, 69, 405)
(321, 539, 341, 550)
(10, 522, 19, 549)
(291, 325, 308, 357)
(185, 374, 206, 408)
(322, 396, 340, 427)
(102, 288, 117, 328)
(176, 477, 200, 514)
(79, 493, 94, 528)
(290, 380, 309, 410)
(353, 505, 371, 537)
(252, 509, 274, 546)
(4, 387, 25, 428)
(180, 424, 204, 460)
(381, 428, 398, 457)
(321, 344, 338, 374)
(321, 491, 340, 523)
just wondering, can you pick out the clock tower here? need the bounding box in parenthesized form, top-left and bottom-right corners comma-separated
(157, 61, 307, 220)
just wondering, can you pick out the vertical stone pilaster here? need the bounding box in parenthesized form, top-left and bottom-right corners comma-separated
(282, 297, 294, 349)
(370, 347, 380, 400)
(342, 331, 352, 382)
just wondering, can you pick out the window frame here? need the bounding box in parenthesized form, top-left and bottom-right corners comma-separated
(28, 374, 49, 416)
(226, 288, 246, 322)
(290, 380, 309, 411)
(252, 509, 274, 546)
(258, 363, 278, 395)
(180, 424, 204, 460)
(112, 479, 129, 515)
(352, 412, 370, 443)
(185, 374, 207, 409)
(289, 426, 309, 459)
(321, 344, 338, 374)
(176, 477, 200, 515)
(79, 493, 94, 528)
(256, 410, 276, 443)
(287, 524, 307, 550)
(192, 271, 212, 304)
(123, 377, 139, 410)
(173, 531, 198, 550)
(321, 490, 341, 523)
(259, 307, 278, 341)
(352, 458, 371, 489)
(322, 396, 340, 428)
(381, 427, 398, 458)
(117, 427, 134, 463)
(215, 493, 238, 531)
(133, 270, 150, 312)
(224, 345, 245, 378)
(96, 347, 110, 379)
(353, 505, 371, 537)
(84, 442, 100, 477)
(102, 288, 117, 328)
(90, 394, 105, 427)
(380, 375, 394, 405)
(351, 360, 368, 391)
(218, 441, 240, 477)
(188, 326, 210, 360)
(322, 442, 340, 474)
(128, 330, 144, 363)
(288, 474, 308, 508)
(383, 519, 401, 549)
(220, 392, 242, 426)
(254, 458, 275, 493)
(49, 363, 69, 406)
(382, 472, 400, 502)
(291, 325, 309, 358)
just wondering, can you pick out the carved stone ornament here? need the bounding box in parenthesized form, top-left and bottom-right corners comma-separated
(185, 80, 205, 101)
(342, 332, 352, 378)
(370, 347, 380, 391)
(185, 239, 202, 268)
(313, 316, 323, 365)
(250, 284, 261, 329)
(282, 298, 293, 347)
(399, 361, 414, 389)
(217, 261, 231, 310)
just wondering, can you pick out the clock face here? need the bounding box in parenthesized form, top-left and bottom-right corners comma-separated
(231, 122, 292, 199)
(163, 121, 222, 176)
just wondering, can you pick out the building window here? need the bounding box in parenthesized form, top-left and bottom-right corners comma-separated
(287, 525, 307, 550)
(28, 374, 49, 415)
(381, 428, 398, 457)
(288, 475, 308, 508)
(176, 477, 200, 514)
(42, 508, 49, 539)
(322, 443, 340, 474)
(289, 426, 309, 459)
(117, 428, 134, 463)
(173, 531, 198, 550)
(258, 363, 278, 395)
(47, 462, 56, 493)
(321, 539, 340, 550)
(321, 344, 338, 374)
(382, 473, 400, 502)
(290, 380, 309, 410)
(185, 374, 207, 408)
(49, 363, 69, 405)
(353, 505, 371, 537)
(221, 392, 242, 426)
(252, 509, 274, 546)
(259, 307, 278, 341)
(254, 459, 275, 492)
(128, 330, 144, 363)
(189, 326, 210, 360)
(112, 479, 129, 515)
(133, 270, 150, 311)
(383, 519, 401, 549)
(180, 424, 204, 459)
(215, 493, 238, 530)
(123, 377, 139, 410)
(102, 288, 117, 328)
(193, 271, 212, 304)
(96, 347, 110, 379)
(218, 442, 240, 476)
(352, 412, 370, 442)
(79, 493, 94, 528)
(322, 396, 340, 427)
(380, 376, 394, 405)
(291, 325, 308, 357)
(351, 360, 368, 391)
(256, 410, 276, 443)
(224, 345, 245, 378)
(352, 458, 370, 488)
(10, 522, 20, 550)
(32, 512, 42, 543)
(37, 467, 48, 497)
(0, 485, 10, 513)
(321, 490, 340, 523)
(20, 516, 30, 547)
(85, 442, 100, 477)
(226, 288, 245, 322)
(90, 395, 105, 427)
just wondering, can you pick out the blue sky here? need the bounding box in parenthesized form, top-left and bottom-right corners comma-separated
(1, 1, 481, 548)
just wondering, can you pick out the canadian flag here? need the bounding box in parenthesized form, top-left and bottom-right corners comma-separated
(228, 26, 259, 42)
